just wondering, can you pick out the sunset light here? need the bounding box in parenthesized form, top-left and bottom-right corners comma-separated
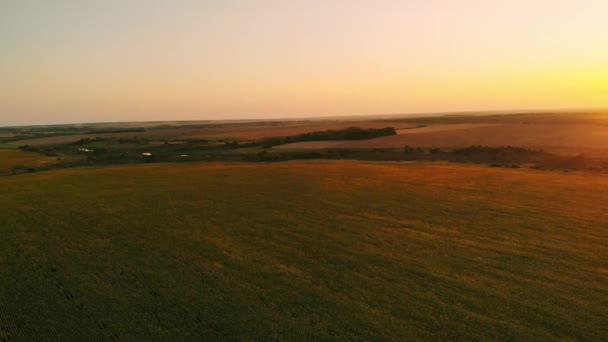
(2, 0, 607, 125)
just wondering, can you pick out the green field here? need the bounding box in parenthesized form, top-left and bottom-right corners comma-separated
(1, 161, 607, 340)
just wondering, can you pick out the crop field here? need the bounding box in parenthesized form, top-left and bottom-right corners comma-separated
(395, 123, 502, 134)
(1, 161, 607, 340)
(0, 149, 58, 174)
(7, 113, 608, 159)
(276, 123, 608, 155)
(180, 121, 416, 140)
(7, 121, 416, 146)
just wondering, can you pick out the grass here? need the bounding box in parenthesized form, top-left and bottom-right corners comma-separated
(1, 161, 607, 340)
(0, 149, 57, 173)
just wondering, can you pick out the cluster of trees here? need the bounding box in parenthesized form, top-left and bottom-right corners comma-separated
(18, 144, 59, 157)
(452, 145, 534, 155)
(118, 137, 148, 144)
(448, 145, 543, 163)
(260, 127, 397, 148)
(72, 138, 99, 145)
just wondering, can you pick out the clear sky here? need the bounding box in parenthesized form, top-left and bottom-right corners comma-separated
(1, 0, 607, 126)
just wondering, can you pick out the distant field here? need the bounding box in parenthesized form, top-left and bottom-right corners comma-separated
(396, 123, 501, 134)
(8, 113, 608, 157)
(0, 149, 57, 173)
(8, 121, 416, 146)
(277, 123, 608, 155)
(182, 121, 415, 140)
(1, 161, 607, 340)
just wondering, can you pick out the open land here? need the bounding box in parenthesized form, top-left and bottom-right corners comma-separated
(1, 161, 607, 340)
(3, 112, 608, 174)
(4, 112, 608, 156)
(0, 149, 58, 175)
(2, 112, 608, 340)
(277, 123, 608, 154)
(5, 121, 417, 146)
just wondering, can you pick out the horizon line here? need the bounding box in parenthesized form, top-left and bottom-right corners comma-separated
(2, 107, 607, 129)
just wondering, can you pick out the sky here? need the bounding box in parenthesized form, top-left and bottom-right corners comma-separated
(1, 0, 607, 126)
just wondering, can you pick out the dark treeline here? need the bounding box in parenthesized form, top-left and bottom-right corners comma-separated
(260, 127, 397, 147)
(10, 134, 608, 176)
(8, 143, 608, 176)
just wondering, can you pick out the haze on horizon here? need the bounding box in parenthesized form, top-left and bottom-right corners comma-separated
(1, 0, 607, 126)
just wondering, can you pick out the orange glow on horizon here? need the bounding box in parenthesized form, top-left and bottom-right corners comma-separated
(1, 1, 607, 125)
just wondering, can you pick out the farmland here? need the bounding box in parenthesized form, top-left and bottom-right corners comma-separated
(2, 112, 608, 340)
(1, 161, 607, 340)
(5, 112, 608, 159)
(4, 1, 608, 340)
(0, 149, 58, 175)
(4, 112, 608, 174)
(3, 120, 417, 146)
(277, 122, 608, 154)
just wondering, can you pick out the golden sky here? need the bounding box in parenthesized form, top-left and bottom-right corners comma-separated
(1, 0, 607, 125)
